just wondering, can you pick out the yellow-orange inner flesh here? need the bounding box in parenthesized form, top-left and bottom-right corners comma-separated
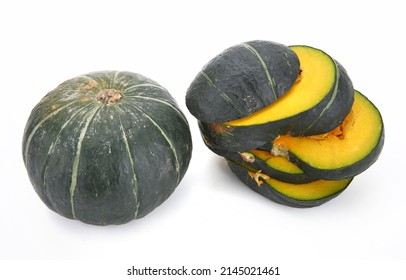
(272, 91, 383, 169)
(263, 175, 351, 200)
(249, 150, 304, 174)
(225, 46, 336, 126)
(235, 161, 350, 200)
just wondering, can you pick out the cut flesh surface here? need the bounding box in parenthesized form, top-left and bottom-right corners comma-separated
(229, 160, 351, 201)
(262, 175, 351, 201)
(272, 91, 383, 171)
(225, 46, 336, 126)
(250, 149, 304, 174)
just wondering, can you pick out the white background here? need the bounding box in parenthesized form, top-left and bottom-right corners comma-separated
(1, 0, 405, 278)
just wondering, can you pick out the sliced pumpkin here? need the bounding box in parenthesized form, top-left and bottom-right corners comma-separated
(271, 90, 384, 180)
(250, 149, 302, 174)
(225, 45, 351, 127)
(248, 149, 316, 184)
(198, 142, 315, 184)
(186, 40, 300, 123)
(196, 46, 355, 152)
(227, 160, 352, 208)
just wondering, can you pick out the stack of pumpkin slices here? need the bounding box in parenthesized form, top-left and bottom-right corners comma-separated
(186, 40, 384, 207)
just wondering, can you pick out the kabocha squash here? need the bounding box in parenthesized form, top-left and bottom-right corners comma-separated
(240, 150, 316, 184)
(198, 46, 354, 152)
(198, 120, 279, 152)
(269, 91, 384, 180)
(225, 46, 354, 133)
(231, 91, 385, 182)
(186, 40, 301, 123)
(186, 40, 384, 208)
(23, 71, 193, 225)
(227, 160, 352, 208)
(201, 144, 316, 184)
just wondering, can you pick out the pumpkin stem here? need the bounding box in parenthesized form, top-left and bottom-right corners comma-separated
(96, 89, 123, 104)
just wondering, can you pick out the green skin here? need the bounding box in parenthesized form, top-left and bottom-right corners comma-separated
(22, 71, 192, 225)
(199, 61, 354, 152)
(227, 160, 352, 208)
(186, 40, 301, 123)
(259, 91, 385, 180)
(264, 124, 385, 180)
(290, 134, 384, 180)
(206, 93, 384, 182)
(203, 144, 316, 184)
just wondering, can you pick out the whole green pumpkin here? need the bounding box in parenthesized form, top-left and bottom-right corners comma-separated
(22, 71, 192, 225)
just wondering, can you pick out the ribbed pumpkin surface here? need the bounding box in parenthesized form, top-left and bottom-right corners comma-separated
(23, 71, 192, 225)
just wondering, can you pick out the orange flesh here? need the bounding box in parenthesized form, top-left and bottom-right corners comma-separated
(235, 161, 351, 200)
(272, 91, 383, 169)
(225, 46, 336, 126)
(250, 150, 304, 174)
(264, 174, 351, 200)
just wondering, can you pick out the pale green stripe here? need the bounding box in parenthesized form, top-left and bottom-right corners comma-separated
(202, 71, 234, 104)
(123, 83, 167, 94)
(111, 71, 128, 91)
(201, 71, 213, 83)
(78, 74, 100, 85)
(69, 107, 100, 219)
(24, 100, 78, 164)
(242, 43, 277, 99)
(303, 62, 340, 132)
(42, 103, 95, 203)
(126, 95, 189, 126)
(118, 114, 140, 219)
(112, 71, 123, 90)
(113, 71, 121, 82)
(45, 103, 95, 156)
(201, 71, 244, 114)
(132, 105, 181, 184)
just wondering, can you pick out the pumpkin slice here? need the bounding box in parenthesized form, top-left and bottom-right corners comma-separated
(271, 90, 384, 180)
(198, 46, 354, 152)
(201, 142, 315, 184)
(225, 45, 354, 135)
(186, 40, 300, 123)
(227, 160, 352, 208)
(248, 149, 316, 184)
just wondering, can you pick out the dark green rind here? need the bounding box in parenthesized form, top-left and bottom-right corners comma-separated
(186, 40, 300, 123)
(294, 60, 354, 136)
(22, 71, 192, 225)
(240, 151, 316, 184)
(227, 160, 351, 208)
(260, 92, 385, 180)
(198, 120, 279, 152)
(285, 121, 384, 180)
(202, 143, 316, 184)
(198, 60, 354, 152)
